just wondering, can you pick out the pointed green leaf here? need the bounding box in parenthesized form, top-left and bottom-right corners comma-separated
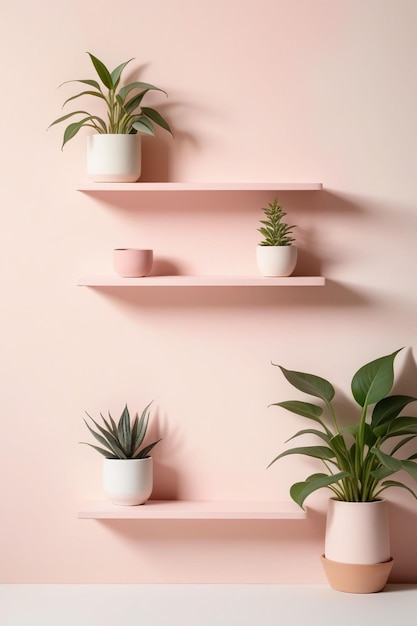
(290, 472, 350, 509)
(83, 416, 126, 458)
(372, 448, 417, 483)
(378, 480, 417, 500)
(390, 434, 417, 455)
(268, 445, 336, 468)
(79, 442, 117, 458)
(351, 349, 402, 408)
(371, 395, 417, 433)
(271, 400, 323, 420)
(60, 78, 102, 91)
(118, 82, 167, 102)
(82, 418, 125, 458)
(117, 405, 131, 455)
(48, 110, 95, 128)
(386, 417, 417, 436)
(286, 428, 331, 445)
(111, 58, 134, 87)
(131, 117, 155, 136)
(133, 438, 162, 458)
(275, 365, 335, 403)
(62, 91, 106, 108)
(141, 106, 173, 135)
(87, 52, 113, 89)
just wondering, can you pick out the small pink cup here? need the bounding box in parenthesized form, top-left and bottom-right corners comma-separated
(113, 248, 153, 277)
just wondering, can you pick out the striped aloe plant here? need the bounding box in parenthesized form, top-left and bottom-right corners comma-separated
(81, 403, 161, 459)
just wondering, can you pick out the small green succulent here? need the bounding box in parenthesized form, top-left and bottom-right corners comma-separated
(258, 198, 296, 246)
(49, 52, 173, 149)
(81, 403, 161, 459)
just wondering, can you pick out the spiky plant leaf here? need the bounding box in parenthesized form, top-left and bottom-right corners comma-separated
(81, 403, 160, 460)
(133, 439, 162, 459)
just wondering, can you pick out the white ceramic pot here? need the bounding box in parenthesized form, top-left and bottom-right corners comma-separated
(256, 245, 297, 277)
(324, 499, 391, 565)
(113, 248, 153, 277)
(87, 134, 142, 182)
(103, 457, 153, 506)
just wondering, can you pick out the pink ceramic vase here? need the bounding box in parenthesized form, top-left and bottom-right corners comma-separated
(113, 248, 153, 277)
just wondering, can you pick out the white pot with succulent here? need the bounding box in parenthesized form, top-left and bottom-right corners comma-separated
(256, 198, 297, 277)
(49, 52, 173, 182)
(268, 348, 417, 593)
(81, 403, 161, 505)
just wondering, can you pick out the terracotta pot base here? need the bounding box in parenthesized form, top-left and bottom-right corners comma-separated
(321, 555, 394, 594)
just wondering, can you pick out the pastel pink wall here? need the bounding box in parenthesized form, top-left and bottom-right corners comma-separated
(2, 0, 417, 583)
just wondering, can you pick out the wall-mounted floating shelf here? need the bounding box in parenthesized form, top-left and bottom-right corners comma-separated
(77, 275, 326, 287)
(76, 182, 323, 192)
(78, 500, 307, 520)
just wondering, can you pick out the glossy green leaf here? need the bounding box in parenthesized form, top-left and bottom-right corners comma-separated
(62, 91, 106, 108)
(111, 58, 134, 88)
(268, 445, 336, 468)
(378, 480, 417, 499)
(286, 429, 331, 445)
(141, 106, 174, 135)
(351, 349, 402, 408)
(118, 82, 166, 101)
(386, 417, 417, 436)
(276, 365, 335, 403)
(87, 52, 113, 89)
(290, 472, 350, 509)
(372, 448, 417, 482)
(132, 117, 155, 136)
(271, 400, 324, 421)
(371, 395, 417, 433)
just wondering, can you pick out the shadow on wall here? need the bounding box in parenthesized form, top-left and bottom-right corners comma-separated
(390, 501, 417, 583)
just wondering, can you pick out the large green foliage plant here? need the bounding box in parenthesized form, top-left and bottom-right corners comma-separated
(268, 348, 417, 508)
(49, 52, 173, 149)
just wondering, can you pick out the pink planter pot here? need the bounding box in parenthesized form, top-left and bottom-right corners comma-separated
(113, 248, 153, 277)
(322, 499, 392, 593)
(325, 499, 390, 565)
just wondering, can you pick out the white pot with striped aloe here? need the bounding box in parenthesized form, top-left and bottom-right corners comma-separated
(81, 403, 161, 506)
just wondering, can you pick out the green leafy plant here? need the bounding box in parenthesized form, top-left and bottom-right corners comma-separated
(49, 52, 173, 149)
(81, 403, 161, 459)
(258, 198, 296, 246)
(268, 348, 417, 508)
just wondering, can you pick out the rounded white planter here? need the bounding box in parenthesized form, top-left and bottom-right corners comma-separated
(103, 457, 153, 506)
(324, 499, 391, 565)
(113, 248, 153, 277)
(87, 134, 142, 182)
(256, 245, 297, 277)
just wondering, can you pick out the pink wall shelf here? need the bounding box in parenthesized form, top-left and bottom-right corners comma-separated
(77, 275, 325, 287)
(78, 500, 307, 520)
(76, 182, 323, 192)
